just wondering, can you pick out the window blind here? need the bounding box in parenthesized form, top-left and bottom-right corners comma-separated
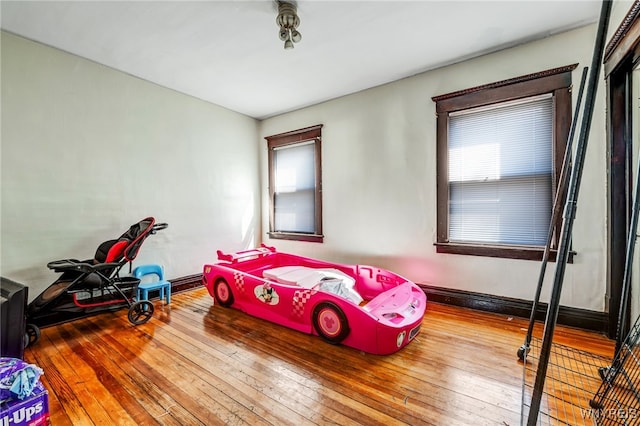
(273, 141, 316, 233)
(448, 95, 553, 245)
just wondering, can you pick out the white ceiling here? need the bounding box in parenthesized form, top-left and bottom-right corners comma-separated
(1, 1, 601, 120)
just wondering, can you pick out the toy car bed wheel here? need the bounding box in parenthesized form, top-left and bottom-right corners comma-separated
(128, 300, 154, 325)
(214, 279, 234, 307)
(312, 302, 350, 344)
(24, 323, 40, 348)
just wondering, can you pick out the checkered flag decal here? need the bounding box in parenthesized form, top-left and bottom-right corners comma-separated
(292, 289, 317, 319)
(233, 271, 246, 294)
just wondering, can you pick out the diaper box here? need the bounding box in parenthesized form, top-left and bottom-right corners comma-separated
(0, 382, 49, 426)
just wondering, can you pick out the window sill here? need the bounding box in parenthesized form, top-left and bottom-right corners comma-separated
(268, 232, 324, 243)
(435, 242, 574, 263)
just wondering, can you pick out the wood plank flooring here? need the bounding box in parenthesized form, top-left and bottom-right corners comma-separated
(23, 287, 614, 425)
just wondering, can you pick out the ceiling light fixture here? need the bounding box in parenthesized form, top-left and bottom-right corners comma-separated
(276, 1, 301, 50)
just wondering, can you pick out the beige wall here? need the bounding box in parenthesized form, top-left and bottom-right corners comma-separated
(260, 23, 608, 311)
(2, 3, 635, 313)
(1, 31, 260, 299)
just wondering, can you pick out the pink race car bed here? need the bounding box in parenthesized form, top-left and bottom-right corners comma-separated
(202, 245, 426, 355)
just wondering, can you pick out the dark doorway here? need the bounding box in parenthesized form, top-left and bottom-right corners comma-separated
(605, 1, 640, 339)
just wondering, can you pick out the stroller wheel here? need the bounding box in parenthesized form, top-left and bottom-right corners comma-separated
(24, 323, 41, 348)
(128, 301, 155, 325)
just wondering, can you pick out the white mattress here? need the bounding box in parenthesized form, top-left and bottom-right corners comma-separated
(263, 266, 363, 304)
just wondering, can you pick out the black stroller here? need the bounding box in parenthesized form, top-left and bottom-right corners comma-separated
(25, 217, 168, 346)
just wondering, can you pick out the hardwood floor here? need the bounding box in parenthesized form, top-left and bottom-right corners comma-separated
(23, 287, 614, 425)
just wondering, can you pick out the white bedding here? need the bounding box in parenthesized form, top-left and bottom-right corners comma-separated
(263, 266, 363, 304)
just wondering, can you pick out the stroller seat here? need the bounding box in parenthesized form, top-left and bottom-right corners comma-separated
(36, 237, 134, 305)
(95, 239, 130, 264)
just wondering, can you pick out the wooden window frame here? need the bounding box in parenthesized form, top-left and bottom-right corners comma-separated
(265, 124, 324, 243)
(432, 64, 577, 261)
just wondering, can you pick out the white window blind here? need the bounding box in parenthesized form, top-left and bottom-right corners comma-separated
(448, 94, 553, 245)
(273, 141, 316, 233)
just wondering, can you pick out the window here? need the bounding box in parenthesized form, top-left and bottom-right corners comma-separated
(266, 125, 323, 242)
(432, 65, 576, 260)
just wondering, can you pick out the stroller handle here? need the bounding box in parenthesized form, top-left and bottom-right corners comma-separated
(151, 223, 168, 234)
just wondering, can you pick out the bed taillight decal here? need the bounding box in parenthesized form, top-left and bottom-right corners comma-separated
(409, 325, 421, 341)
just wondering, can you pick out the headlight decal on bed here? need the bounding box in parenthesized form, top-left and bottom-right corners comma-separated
(291, 289, 318, 319)
(396, 331, 406, 347)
